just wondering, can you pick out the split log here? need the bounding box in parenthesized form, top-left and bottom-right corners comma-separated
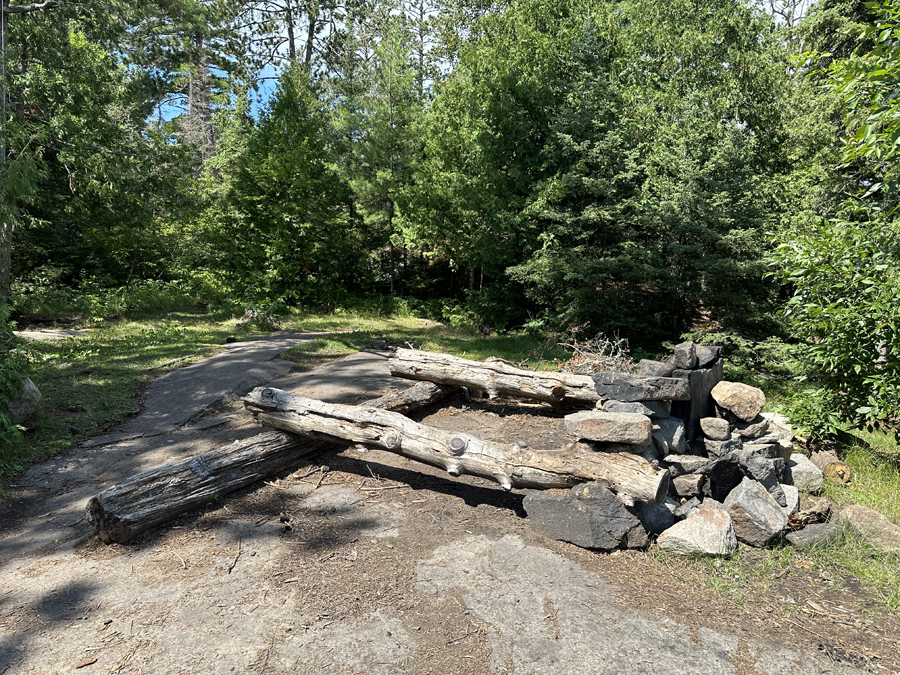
(86, 382, 455, 544)
(388, 348, 600, 405)
(244, 387, 669, 504)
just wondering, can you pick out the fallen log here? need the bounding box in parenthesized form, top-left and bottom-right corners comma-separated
(244, 387, 669, 504)
(388, 348, 600, 405)
(86, 382, 456, 544)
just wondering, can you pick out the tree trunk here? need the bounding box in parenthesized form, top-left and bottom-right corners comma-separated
(86, 382, 456, 544)
(1, 0, 12, 306)
(244, 387, 669, 503)
(388, 348, 600, 405)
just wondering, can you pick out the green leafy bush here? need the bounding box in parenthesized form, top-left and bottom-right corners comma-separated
(0, 304, 29, 447)
(774, 218, 900, 435)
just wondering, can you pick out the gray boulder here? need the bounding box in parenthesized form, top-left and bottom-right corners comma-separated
(673, 473, 705, 499)
(602, 399, 671, 418)
(741, 439, 782, 460)
(701, 434, 743, 458)
(9, 377, 41, 425)
(523, 483, 648, 550)
(700, 417, 730, 441)
(637, 359, 675, 377)
(787, 453, 824, 492)
(695, 345, 722, 369)
(702, 453, 747, 502)
(662, 454, 709, 477)
(838, 505, 900, 553)
(668, 341, 698, 370)
(629, 501, 676, 535)
(735, 416, 769, 439)
(711, 381, 766, 423)
(786, 521, 843, 550)
(652, 417, 687, 455)
(591, 373, 690, 402)
(724, 477, 788, 547)
(735, 450, 787, 507)
(657, 505, 737, 556)
(564, 411, 651, 445)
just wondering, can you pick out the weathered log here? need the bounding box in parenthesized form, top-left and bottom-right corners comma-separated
(388, 348, 600, 405)
(244, 387, 669, 504)
(86, 382, 455, 544)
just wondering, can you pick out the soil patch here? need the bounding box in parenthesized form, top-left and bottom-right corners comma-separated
(1, 356, 897, 674)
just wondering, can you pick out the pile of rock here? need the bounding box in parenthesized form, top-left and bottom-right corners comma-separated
(523, 341, 848, 556)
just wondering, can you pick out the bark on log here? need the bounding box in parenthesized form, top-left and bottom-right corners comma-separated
(86, 382, 455, 544)
(388, 348, 600, 405)
(244, 387, 669, 504)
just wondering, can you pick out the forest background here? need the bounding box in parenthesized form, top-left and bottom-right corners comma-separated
(1, 0, 899, 449)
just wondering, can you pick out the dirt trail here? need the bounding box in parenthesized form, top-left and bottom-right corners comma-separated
(0, 339, 894, 674)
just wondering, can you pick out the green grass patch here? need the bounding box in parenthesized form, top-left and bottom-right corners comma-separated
(1, 314, 245, 493)
(281, 310, 570, 367)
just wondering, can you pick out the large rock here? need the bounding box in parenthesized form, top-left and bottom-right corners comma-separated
(735, 416, 769, 439)
(700, 417, 730, 441)
(838, 505, 900, 553)
(652, 417, 686, 455)
(695, 345, 721, 369)
(591, 373, 690, 402)
(735, 451, 787, 507)
(637, 359, 675, 377)
(786, 521, 843, 550)
(564, 411, 652, 445)
(710, 381, 766, 423)
(700, 434, 743, 458)
(702, 453, 747, 502)
(787, 453, 824, 492)
(741, 439, 783, 460)
(724, 477, 788, 547)
(657, 505, 737, 556)
(523, 483, 648, 550)
(673, 473, 705, 498)
(602, 399, 670, 418)
(761, 411, 792, 433)
(629, 500, 675, 535)
(9, 377, 41, 425)
(747, 431, 793, 459)
(667, 341, 698, 370)
(662, 454, 708, 477)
